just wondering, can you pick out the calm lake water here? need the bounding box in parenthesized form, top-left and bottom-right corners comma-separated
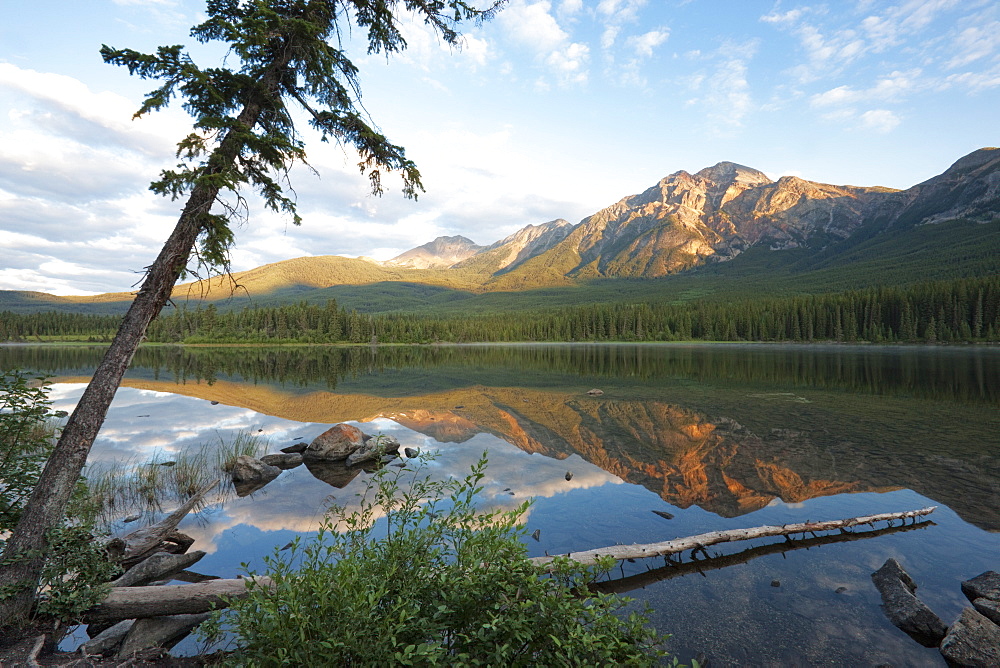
(3, 342, 999, 666)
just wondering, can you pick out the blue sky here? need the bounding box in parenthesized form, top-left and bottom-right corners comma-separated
(1, 0, 997, 295)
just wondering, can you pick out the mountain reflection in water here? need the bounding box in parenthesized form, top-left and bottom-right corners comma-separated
(3, 342, 999, 666)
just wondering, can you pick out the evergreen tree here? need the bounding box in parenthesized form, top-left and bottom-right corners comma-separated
(0, 0, 504, 625)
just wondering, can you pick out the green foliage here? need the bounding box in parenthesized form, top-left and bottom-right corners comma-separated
(201, 455, 669, 666)
(0, 371, 55, 530)
(0, 371, 119, 622)
(99, 0, 504, 277)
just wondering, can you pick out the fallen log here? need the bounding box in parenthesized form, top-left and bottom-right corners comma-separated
(530, 506, 936, 569)
(117, 479, 219, 567)
(121, 480, 219, 568)
(84, 576, 273, 623)
(591, 517, 931, 595)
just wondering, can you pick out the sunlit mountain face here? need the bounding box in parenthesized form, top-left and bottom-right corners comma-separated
(4, 342, 999, 664)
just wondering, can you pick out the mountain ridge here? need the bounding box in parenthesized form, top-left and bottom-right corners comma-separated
(3, 148, 997, 314)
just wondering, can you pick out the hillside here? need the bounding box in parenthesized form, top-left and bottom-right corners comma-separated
(2, 148, 997, 315)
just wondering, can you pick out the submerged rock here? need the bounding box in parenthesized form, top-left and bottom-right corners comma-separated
(939, 607, 1000, 667)
(871, 558, 948, 647)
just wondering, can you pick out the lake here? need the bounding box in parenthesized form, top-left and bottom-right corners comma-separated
(2, 342, 999, 665)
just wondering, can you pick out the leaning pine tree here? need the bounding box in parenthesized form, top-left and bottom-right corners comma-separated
(0, 0, 503, 625)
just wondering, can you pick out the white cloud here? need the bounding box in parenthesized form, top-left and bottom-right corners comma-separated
(810, 69, 919, 108)
(627, 29, 669, 58)
(946, 22, 1000, 68)
(860, 109, 901, 132)
(499, 0, 590, 86)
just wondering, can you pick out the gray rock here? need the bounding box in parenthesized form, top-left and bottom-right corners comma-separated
(231, 455, 282, 497)
(871, 558, 948, 647)
(304, 423, 366, 461)
(939, 607, 1000, 667)
(586, 388, 604, 396)
(404, 447, 420, 459)
(346, 435, 402, 467)
(80, 620, 135, 656)
(111, 550, 206, 588)
(962, 571, 1000, 603)
(280, 442, 307, 454)
(117, 613, 211, 657)
(973, 598, 1000, 625)
(260, 453, 304, 470)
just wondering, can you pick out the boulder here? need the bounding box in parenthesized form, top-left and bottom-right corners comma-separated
(346, 435, 401, 467)
(939, 607, 1000, 667)
(304, 423, 366, 461)
(231, 455, 282, 497)
(871, 558, 948, 647)
(260, 453, 304, 470)
(280, 442, 307, 454)
(973, 598, 1000, 625)
(962, 571, 1000, 603)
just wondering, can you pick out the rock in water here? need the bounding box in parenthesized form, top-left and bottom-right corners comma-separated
(304, 423, 366, 461)
(260, 453, 304, 470)
(586, 388, 603, 396)
(280, 442, 307, 454)
(962, 571, 1000, 603)
(870, 558, 947, 647)
(939, 607, 1000, 667)
(973, 598, 1000, 625)
(346, 435, 401, 467)
(231, 455, 282, 497)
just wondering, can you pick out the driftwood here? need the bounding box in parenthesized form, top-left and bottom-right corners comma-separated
(117, 479, 218, 567)
(592, 517, 932, 595)
(112, 550, 207, 588)
(530, 506, 937, 569)
(84, 576, 273, 623)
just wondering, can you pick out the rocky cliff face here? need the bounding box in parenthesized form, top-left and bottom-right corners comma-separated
(453, 219, 574, 274)
(384, 235, 483, 269)
(530, 161, 895, 278)
(875, 147, 1000, 229)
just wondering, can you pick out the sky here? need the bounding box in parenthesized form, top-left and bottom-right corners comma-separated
(1, 0, 997, 296)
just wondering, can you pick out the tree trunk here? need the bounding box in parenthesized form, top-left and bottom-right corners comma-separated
(84, 577, 274, 623)
(0, 70, 283, 626)
(529, 506, 936, 570)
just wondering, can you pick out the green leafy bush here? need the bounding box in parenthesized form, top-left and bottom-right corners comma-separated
(0, 370, 119, 622)
(202, 455, 671, 666)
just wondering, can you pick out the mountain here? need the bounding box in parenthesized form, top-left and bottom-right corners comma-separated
(3, 148, 998, 314)
(452, 219, 574, 275)
(384, 235, 483, 269)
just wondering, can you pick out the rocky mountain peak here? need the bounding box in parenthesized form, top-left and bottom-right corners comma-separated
(385, 235, 483, 270)
(695, 161, 772, 188)
(943, 147, 1000, 176)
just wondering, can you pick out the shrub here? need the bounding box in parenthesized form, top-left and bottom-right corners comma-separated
(0, 370, 119, 622)
(202, 455, 672, 666)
